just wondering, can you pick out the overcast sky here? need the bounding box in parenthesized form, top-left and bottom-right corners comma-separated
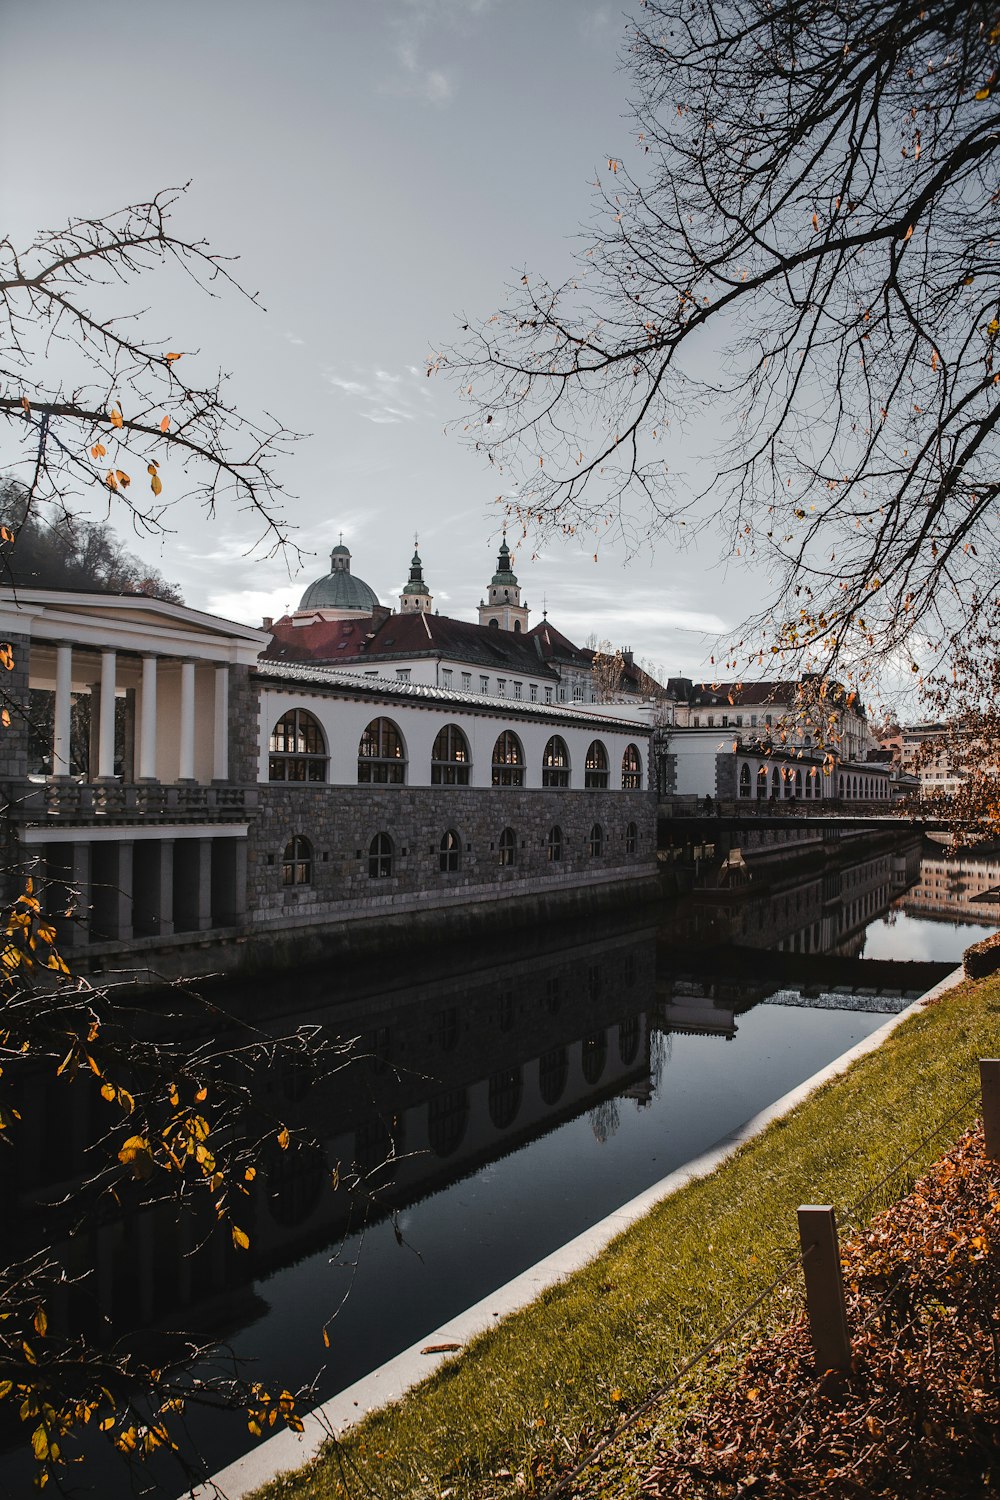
(2, 0, 763, 677)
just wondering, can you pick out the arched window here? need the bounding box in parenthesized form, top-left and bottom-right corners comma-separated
(368, 832, 393, 878)
(547, 824, 563, 862)
(539, 1047, 568, 1106)
(498, 827, 517, 866)
(625, 821, 638, 855)
(839, 773, 845, 797)
(488, 1067, 523, 1130)
(757, 765, 767, 799)
(282, 835, 312, 885)
(794, 768, 802, 797)
(358, 718, 406, 784)
(431, 724, 470, 785)
(739, 763, 752, 797)
(585, 740, 609, 788)
(589, 822, 604, 857)
(427, 1089, 468, 1158)
(439, 829, 461, 873)
(488, 618, 499, 629)
(581, 1031, 607, 1086)
(491, 731, 524, 786)
(542, 735, 570, 787)
(771, 767, 781, 795)
(622, 743, 643, 789)
(513, 620, 522, 633)
(269, 708, 328, 782)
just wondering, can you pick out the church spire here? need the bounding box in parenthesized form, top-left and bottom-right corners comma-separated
(399, 539, 433, 614)
(478, 532, 530, 634)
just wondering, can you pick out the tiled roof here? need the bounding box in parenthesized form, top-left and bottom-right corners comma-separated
(264, 609, 560, 678)
(253, 660, 651, 734)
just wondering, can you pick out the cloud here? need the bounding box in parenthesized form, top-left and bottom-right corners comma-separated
(322, 364, 432, 424)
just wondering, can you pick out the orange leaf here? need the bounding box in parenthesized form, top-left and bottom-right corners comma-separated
(165, 352, 182, 363)
(150, 474, 163, 497)
(91, 443, 106, 459)
(115, 470, 131, 489)
(159, 415, 170, 432)
(109, 407, 123, 429)
(19, 396, 30, 414)
(232, 1225, 250, 1251)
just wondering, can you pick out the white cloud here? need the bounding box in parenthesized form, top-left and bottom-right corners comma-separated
(323, 364, 432, 425)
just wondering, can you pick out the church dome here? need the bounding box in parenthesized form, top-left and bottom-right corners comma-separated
(298, 545, 380, 613)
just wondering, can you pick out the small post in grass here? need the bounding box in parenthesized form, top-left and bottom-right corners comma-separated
(797, 1204, 851, 1374)
(979, 1059, 1000, 1160)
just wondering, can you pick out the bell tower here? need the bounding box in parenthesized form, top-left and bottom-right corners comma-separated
(478, 535, 529, 633)
(399, 539, 433, 614)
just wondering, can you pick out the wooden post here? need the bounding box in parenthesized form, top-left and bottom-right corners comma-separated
(980, 1060, 1000, 1161)
(797, 1204, 852, 1373)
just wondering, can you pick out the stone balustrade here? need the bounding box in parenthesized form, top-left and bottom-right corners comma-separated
(6, 780, 257, 824)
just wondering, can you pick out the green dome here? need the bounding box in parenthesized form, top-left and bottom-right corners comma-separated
(298, 546, 380, 612)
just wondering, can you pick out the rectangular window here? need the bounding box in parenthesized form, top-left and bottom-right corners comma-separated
(751, 714, 758, 728)
(462, 672, 472, 691)
(545, 687, 553, 704)
(707, 714, 714, 727)
(480, 675, 489, 693)
(721, 714, 729, 728)
(559, 688, 566, 702)
(735, 715, 743, 727)
(442, 668, 453, 688)
(513, 681, 522, 700)
(694, 715, 701, 727)
(396, 668, 411, 681)
(497, 678, 506, 696)
(530, 684, 538, 702)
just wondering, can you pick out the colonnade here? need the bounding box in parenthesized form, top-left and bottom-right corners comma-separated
(50, 643, 230, 783)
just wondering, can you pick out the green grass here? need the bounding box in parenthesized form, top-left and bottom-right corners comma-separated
(256, 972, 1000, 1500)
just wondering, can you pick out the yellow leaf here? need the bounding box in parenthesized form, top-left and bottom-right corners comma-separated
(150, 474, 163, 497)
(109, 407, 123, 429)
(160, 415, 170, 432)
(232, 1225, 250, 1251)
(322, 1327, 330, 1348)
(610, 1388, 623, 1402)
(118, 1135, 154, 1181)
(277, 1127, 290, 1151)
(244, 1166, 256, 1182)
(0, 1381, 11, 1399)
(91, 443, 106, 459)
(31, 1424, 49, 1461)
(100, 1082, 116, 1103)
(33, 1306, 47, 1338)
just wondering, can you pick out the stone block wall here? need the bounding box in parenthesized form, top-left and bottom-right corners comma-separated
(228, 664, 259, 784)
(249, 784, 656, 927)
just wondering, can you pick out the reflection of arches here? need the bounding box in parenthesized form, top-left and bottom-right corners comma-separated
(427, 1089, 469, 1158)
(619, 1016, 640, 1066)
(358, 718, 406, 783)
(488, 1067, 523, 1129)
(269, 708, 328, 782)
(539, 1047, 568, 1106)
(622, 743, 643, 789)
(581, 1030, 608, 1085)
(542, 736, 570, 787)
(267, 1144, 325, 1229)
(585, 740, 609, 788)
(431, 725, 471, 785)
(491, 731, 525, 786)
(739, 763, 751, 797)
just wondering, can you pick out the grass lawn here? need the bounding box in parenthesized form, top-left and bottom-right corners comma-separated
(255, 971, 1000, 1500)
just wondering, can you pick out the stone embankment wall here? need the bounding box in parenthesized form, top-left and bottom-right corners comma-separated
(249, 785, 655, 930)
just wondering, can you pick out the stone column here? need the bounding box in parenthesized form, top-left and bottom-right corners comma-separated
(213, 664, 230, 782)
(53, 643, 73, 777)
(196, 838, 212, 930)
(115, 840, 134, 942)
(97, 650, 117, 780)
(139, 656, 158, 781)
(178, 661, 196, 782)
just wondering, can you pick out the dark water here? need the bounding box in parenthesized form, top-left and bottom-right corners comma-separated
(2, 831, 995, 1495)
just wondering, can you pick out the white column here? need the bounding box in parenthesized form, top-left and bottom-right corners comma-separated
(53, 643, 73, 777)
(179, 660, 196, 781)
(213, 665, 230, 782)
(97, 650, 117, 779)
(139, 655, 158, 781)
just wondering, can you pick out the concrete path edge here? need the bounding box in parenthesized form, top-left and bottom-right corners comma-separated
(195, 966, 966, 1499)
